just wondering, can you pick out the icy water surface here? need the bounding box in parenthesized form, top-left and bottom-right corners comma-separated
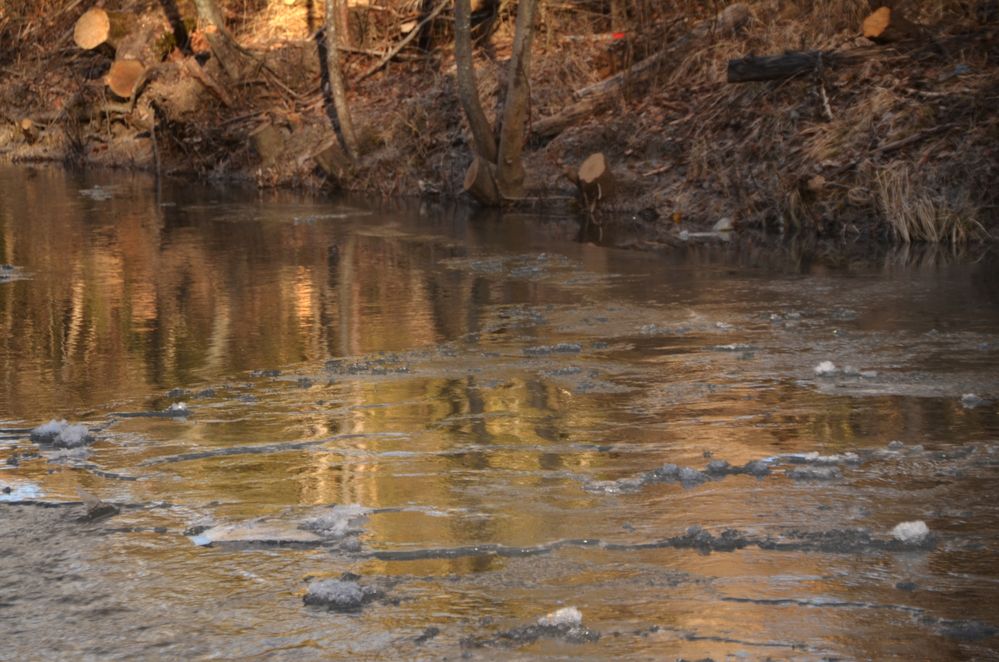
(2, 166, 999, 660)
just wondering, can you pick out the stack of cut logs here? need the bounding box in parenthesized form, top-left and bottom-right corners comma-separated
(73, 8, 169, 99)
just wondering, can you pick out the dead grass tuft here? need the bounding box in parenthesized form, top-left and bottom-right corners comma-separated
(875, 162, 989, 243)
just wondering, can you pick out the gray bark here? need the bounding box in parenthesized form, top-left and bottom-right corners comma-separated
(325, 0, 359, 157)
(495, 0, 539, 198)
(454, 0, 497, 163)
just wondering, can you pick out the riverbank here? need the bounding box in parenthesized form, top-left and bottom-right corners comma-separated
(1, 1, 996, 242)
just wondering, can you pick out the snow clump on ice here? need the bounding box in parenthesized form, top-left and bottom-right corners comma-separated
(813, 361, 838, 376)
(538, 607, 583, 628)
(29, 419, 93, 448)
(891, 520, 930, 543)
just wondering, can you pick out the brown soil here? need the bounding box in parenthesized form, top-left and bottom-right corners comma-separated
(1, 1, 997, 244)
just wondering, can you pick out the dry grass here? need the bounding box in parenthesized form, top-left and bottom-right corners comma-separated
(875, 162, 989, 243)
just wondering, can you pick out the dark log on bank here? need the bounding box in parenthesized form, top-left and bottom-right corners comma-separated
(726, 47, 893, 83)
(727, 51, 834, 83)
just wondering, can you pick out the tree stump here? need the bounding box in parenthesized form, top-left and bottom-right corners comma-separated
(107, 59, 147, 99)
(577, 153, 615, 208)
(862, 6, 922, 43)
(312, 138, 353, 181)
(250, 123, 287, 165)
(463, 155, 500, 206)
(19, 119, 39, 144)
(73, 8, 134, 51)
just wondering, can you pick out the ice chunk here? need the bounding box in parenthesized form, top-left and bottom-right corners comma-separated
(678, 466, 707, 486)
(303, 579, 378, 612)
(29, 419, 93, 448)
(301, 504, 371, 538)
(55, 424, 92, 448)
(30, 419, 69, 443)
(194, 520, 324, 546)
(538, 606, 582, 628)
(891, 520, 930, 543)
(961, 393, 984, 409)
(813, 361, 837, 376)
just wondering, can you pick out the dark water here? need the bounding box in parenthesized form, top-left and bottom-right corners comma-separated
(1, 165, 999, 660)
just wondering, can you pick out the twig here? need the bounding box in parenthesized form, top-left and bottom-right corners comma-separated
(357, 0, 449, 82)
(816, 52, 833, 121)
(642, 163, 672, 177)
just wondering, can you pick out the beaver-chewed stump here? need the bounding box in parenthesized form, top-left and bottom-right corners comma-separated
(576, 152, 615, 210)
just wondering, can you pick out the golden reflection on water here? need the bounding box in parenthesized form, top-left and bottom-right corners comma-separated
(2, 165, 999, 659)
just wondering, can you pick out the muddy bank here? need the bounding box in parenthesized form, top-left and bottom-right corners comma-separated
(1, 1, 997, 243)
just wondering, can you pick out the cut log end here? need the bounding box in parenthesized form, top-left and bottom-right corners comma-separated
(463, 155, 500, 206)
(107, 59, 146, 99)
(74, 8, 112, 50)
(861, 6, 922, 43)
(862, 7, 892, 39)
(19, 118, 39, 144)
(577, 152, 615, 206)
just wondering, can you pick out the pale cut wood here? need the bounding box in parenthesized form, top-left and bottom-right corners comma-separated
(19, 118, 39, 144)
(577, 153, 615, 205)
(107, 59, 146, 99)
(863, 7, 891, 39)
(74, 8, 133, 50)
(860, 5, 923, 43)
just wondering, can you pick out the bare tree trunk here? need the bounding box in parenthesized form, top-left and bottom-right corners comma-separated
(324, 0, 359, 157)
(193, 0, 247, 76)
(193, 0, 226, 31)
(336, 0, 351, 47)
(454, 0, 497, 164)
(495, 0, 539, 198)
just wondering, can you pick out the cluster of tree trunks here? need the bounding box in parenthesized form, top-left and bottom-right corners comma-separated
(73, 7, 169, 99)
(457, 0, 540, 206)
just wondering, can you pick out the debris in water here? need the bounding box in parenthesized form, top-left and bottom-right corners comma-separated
(415, 626, 440, 644)
(29, 419, 94, 448)
(76, 487, 120, 522)
(891, 520, 930, 544)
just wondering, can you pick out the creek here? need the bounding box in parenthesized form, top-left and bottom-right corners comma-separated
(1, 165, 998, 660)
